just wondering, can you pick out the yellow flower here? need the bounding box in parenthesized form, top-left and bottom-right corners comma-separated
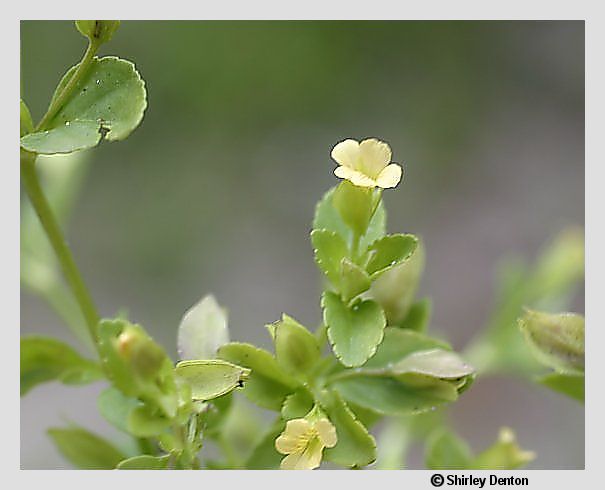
(275, 417, 337, 470)
(331, 138, 403, 188)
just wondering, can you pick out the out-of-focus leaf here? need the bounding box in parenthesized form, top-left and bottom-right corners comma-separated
(425, 429, 473, 469)
(471, 427, 535, 470)
(128, 404, 172, 437)
(399, 298, 432, 332)
(97, 386, 140, 433)
(117, 454, 170, 469)
(48, 426, 125, 469)
(323, 291, 386, 367)
(245, 418, 285, 470)
(537, 372, 584, 402)
(272, 314, 320, 377)
(281, 389, 314, 420)
(177, 295, 229, 360)
(20, 336, 102, 395)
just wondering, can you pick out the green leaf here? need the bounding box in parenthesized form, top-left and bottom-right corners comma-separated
(311, 229, 348, 288)
(370, 238, 425, 325)
(366, 234, 418, 277)
(20, 336, 103, 395)
(364, 327, 451, 369)
(333, 376, 459, 416)
(281, 389, 314, 420)
(359, 201, 386, 251)
(218, 342, 300, 410)
(177, 294, 229, 360)
(471, 427, 535, 470)
(175, 359, 250, 401)
(273, 314, 321, 377)
(245, 418, 286, 469)
(21, 56, 147, 154)
(340, 258, 371, 301)
(117, 454, 170, 470)
(425, 429, 473, 469)
(97, 387, 140, 433)
(48, 426, 125, 469)
(391, 349, 474, 380)
(128, 404, 172, 437)
(323, 292, 386, 367)
(321, 390, 376, 468)
(518, 310, 584, 373)
(399, 298, 431, 332)
(537, 372, 584, 402)
(332, 180, 376, 237)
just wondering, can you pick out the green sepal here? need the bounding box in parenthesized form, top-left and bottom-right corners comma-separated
(20, 336, 103, 396)
(518, 309, 584, 374)
(21, 57, 146, 154)
(332, 180, 376, 237)
(365, 234, 418, 277)
(311, 229, 348, 289)
(48, 426, 126, 469)
(75, 20, 120, 44)
(174, 359, 250, 401)
(537, 372, 584, 402)
(117, 454, 170, 470)
(323, 291, 386, 367)
(272, 314, 321, 377)
(218, 342, 300, 410)
(425, 428, 473, 470)
(320, 390, 377, 468)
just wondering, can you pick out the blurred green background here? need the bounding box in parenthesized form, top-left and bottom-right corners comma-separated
(20, 21, 584, 469)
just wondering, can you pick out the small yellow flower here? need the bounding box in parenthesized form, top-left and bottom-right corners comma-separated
(331, 138, 403, 188)
(275, 417, 337, 470)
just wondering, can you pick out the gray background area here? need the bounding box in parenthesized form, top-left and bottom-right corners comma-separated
(21, 21, 584, 469)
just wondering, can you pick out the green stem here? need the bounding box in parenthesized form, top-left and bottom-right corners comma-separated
(21, 152, 100, 345)
(36, 40, 99, 131)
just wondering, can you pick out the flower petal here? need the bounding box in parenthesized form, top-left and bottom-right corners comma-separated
(334, 165, 377, 188)
(315, 419, 337, 448)
(359, 138, 392, 177)
(280, 441, 323, 470)
(275, 419, 312, 454)
(331, 139, 360, 169)
(375, 163, 403, 188)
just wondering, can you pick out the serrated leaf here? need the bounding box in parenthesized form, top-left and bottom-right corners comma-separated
(281, 389, 314, 420)
(323, 292, 386, 367)
(177, 294, 229, 360)
(425, 429, 473, 469)
(400, 298, 431, 332)
(20, 336, 103, 395)
(117, 454, 170, 470)
(175, 359, 250, 401)
(471, 427, 535, 469)
(48, 426, 125, 469)
(273, 314, 320, 377)
(537, 372, 584, 402)
(366, 234, 418, 277)
(519, 310, 584, 374)
(218, 343, 300, 410)
(311, 229, 348, 288)
(321, 390, 376, 468)
(340, 258, 371, 301)
(97, 387, 140, 433)
(21, 56, 147, 154)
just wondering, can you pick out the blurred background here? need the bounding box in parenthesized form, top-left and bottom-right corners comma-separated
(20, 21, 584, 469)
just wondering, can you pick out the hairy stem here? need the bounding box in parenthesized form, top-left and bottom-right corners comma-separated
(21, 152, 100, 345)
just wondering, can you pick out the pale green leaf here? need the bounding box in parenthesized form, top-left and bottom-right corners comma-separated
(311, 229, 348, 288)
(340, 258, 371, 301)
(471, 427, 535, 470)
(97, 387, 140, 433)
(537, 372, 584, 402)
(48, 426, 125, 469)
(175, 359, 250, 401)
(117, 454, 170, 470)
(273, 314, 320, 377)
(366, 234, 418, 277)
(425, 429, 473, 469)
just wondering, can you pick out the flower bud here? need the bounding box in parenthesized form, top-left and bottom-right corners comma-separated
(116, 325, 167, 379)
(75, 20, 121, 45)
